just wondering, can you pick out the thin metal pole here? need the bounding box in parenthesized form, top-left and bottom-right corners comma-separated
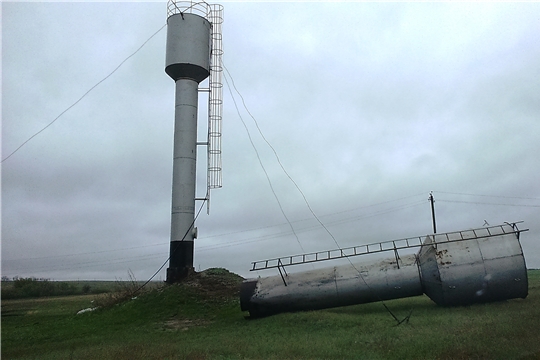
(429, 191, 437, 233)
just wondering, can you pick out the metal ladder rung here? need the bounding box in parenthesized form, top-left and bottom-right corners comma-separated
(249, 222, 527, 271)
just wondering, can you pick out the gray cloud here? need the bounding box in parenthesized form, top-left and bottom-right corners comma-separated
(2, 2, 539, 281)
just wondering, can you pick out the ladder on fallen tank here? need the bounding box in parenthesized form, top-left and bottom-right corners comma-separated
(250, 222, 527, 271)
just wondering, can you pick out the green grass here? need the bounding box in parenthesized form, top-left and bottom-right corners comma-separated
(2, 269, 539, 360)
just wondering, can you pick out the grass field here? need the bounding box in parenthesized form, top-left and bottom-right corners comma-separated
(2, 269, 539, 359)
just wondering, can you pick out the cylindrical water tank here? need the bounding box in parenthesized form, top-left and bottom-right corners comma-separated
(418, 225, 528, 306)
(241, 254, 422, 318)
(165, 13, 211, 83)
(240, 224, 528, 317)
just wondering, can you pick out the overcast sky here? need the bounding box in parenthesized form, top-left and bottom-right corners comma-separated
(2, 1, 539, 281)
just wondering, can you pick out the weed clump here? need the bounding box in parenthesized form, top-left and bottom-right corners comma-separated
(93, 270, 148, 308)
(183, 268, 244, 299)
(92, 268, 243, 309)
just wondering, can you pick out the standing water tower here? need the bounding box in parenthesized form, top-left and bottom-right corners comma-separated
(164, 1, 223, 283)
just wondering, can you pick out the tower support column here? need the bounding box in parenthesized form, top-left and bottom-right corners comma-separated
(164, 9, 211, 283)
(167, 79, 199, 283)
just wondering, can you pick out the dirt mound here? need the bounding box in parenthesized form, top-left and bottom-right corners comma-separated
(182, 268, 244, 298)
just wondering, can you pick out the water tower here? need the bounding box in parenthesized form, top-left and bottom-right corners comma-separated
(164, 1, 223, 283)
(241, 222, 528, 317)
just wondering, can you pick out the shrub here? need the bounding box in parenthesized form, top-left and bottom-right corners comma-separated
(1, 278, 79, 299)
(92, 270, 142, 308)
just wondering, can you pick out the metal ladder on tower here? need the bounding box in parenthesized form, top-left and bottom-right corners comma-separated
(206, 4, 224, 212)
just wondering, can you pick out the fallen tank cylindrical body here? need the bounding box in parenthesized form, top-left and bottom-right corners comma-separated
(241, 254, 422, 317)
(241, 223, 528, 317)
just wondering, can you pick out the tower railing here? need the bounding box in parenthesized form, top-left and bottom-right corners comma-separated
(167, 1, 211, 18)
